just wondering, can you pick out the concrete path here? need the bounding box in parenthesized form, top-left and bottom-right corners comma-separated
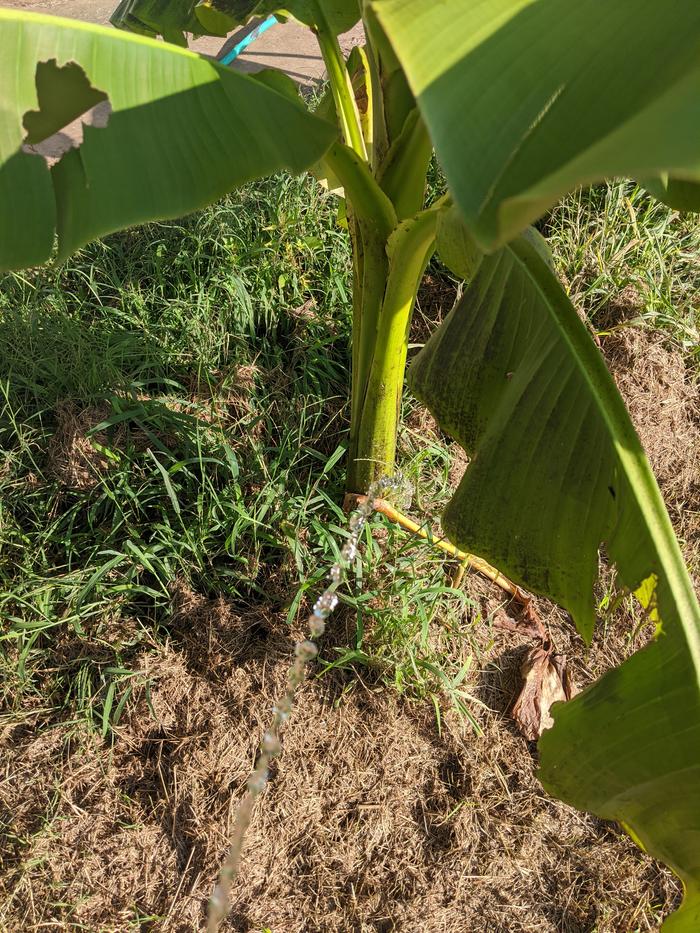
(2, 1, 363, 87)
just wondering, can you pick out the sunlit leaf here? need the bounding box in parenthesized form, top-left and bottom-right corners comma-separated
(195, 0, 360, 35)
(113, 0, 361, 38)
(0, 9, 336, 270)
(645, 175, 700, 213)
(374, 0, 700, 249)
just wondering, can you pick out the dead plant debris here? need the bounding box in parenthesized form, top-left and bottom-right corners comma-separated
(2, 325, 696, 931)
(0, 599, 680, 931)
(511, 643, 578, 741)
(47, 400, 111, 490)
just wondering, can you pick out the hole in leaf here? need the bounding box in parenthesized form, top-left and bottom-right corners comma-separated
(22, 59, 111, 165)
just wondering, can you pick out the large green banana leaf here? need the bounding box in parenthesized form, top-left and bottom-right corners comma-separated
(110, 0, 201, 44)
(645, 176, 700, 213)
(194, 1, 360, 36)
(409, 231, 700, 930)
(373, 0, 700, 250)
(0, 9, 336, 271)
(112, 0, 361, 39)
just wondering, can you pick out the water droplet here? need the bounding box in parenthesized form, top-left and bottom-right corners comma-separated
(247, 770, 268, 794)
(349, 514, 365, 533)
(329, 564, 342, 584)
(309, 616, 326, 637)
(262, 731, 281, 756)
(313, 591, 338, 617)
(296, 639, 318, 660)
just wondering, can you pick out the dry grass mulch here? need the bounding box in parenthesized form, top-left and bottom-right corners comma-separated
(1, 326, 697, 932)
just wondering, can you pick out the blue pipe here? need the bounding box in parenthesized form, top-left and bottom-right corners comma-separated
(219, 15, 278, 65)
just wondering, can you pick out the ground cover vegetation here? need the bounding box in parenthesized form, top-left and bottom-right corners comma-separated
(1, 1, 700, 929)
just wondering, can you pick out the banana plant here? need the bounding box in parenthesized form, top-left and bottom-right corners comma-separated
(1, 1, 699, 927)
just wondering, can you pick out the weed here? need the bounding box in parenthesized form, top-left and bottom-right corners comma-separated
(0, 173, 697, 929)
(544, 180, 700, 358)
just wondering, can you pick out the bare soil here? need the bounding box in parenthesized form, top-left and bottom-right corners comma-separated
(1, 325, 697, 931)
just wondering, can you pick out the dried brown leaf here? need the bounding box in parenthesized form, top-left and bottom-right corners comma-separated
(493, 604, 546, 641)
(511, 645, 578, 740)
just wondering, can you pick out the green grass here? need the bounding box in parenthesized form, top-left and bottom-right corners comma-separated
(544, 180, 700, 358)
(0, 168, 479, 741)
(1, 171, 699, 745)
(1, 169, 697, 932)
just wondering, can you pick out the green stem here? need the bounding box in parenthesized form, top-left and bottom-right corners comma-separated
(349, 207, 440, 491)
(349, 221, 388, 453)
(323, 143, 397, 464)
(349, 215, 365, 431)
(378, 109, 432, 220)
(323, 143, 396, 239)
(314, 9, 367, 160)
(362, 16, 388, 171)
(357, 225, 389, 396)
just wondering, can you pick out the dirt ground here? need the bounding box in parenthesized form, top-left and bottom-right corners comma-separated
(1, 325, 697, 931)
